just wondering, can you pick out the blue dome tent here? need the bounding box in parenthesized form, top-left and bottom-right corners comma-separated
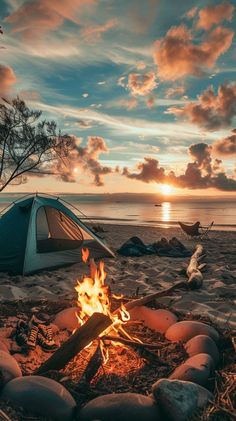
(0, 193, 114, 275)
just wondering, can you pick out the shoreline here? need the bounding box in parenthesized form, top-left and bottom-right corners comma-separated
(86, 219, 236, 232)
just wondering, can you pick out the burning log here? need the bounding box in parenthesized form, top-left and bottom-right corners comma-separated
(187, 244, 205, 288)
(80, 342, 103, 384)
(102, 335, 169, 365)
(35, 312, 112, 374)
(102, 335, 163, 349)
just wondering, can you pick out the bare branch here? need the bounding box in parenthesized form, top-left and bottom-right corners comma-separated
(0, 97, 73, 191)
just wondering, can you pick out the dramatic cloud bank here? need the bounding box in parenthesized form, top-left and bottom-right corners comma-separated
(168, 83, 236, 130)
(123, 142, 236, 191)
(212, 129, 236, 156)
(196, 2, 234, 30)
(0, 64, 17, 95)
(52, 136, 112, 186)
(153, 24, 234, 80)
(5, 0, 96, 39)
(128, 72, 157, 96)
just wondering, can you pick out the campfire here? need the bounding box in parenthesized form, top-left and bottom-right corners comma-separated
(75, 248, 140, 363)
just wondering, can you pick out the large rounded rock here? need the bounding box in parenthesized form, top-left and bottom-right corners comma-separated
(152, 378, 213, 421)
(165, 321, 219, 343)
(1, 376, 76, 421)
(77, 393, 161, 421)
(185, 335, 220, 366)
(169, 353, 214, 386)
(130, 306, 177, 334)
(0, 350, 22, 387)
(0, 339, 9, 353)
(53, 307, 80, 332)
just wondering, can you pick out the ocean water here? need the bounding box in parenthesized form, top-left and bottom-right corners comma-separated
(0, 193, 236, 231)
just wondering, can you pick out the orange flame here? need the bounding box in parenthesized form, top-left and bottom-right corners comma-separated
(75, 249, 137, 363)
(81, 247, 89, 263)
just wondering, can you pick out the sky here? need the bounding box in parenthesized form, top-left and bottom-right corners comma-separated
(0, 0, 236, 196)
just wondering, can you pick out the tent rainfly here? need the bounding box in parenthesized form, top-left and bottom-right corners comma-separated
(0, 194, 115, 275)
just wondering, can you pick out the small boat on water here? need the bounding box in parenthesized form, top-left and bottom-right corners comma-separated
(154, 204, 162, 207)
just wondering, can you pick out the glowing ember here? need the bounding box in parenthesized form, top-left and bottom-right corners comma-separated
(75, 249, 138, 362)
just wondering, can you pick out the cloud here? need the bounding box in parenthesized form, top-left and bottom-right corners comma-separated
(117, 76, 126, 88)
(168, 82, 236, 130)
(80, 18, 117, 43)
(128, 71, 157, 96)
(51, 136, 112, 186)
(122, 142, 236, 191)
(196, 2, 234, 31)
(146, 96, 155, 108)
(185, 7, 198, 19)
(165, 85, 185, 98)
(212, 129, 236, 156)
(128, 0, 159, 34)
(65, 120, 92, 129)
(136, 62, 146, 70)
(5, 0, 96, 39)
(117, 98, 138, 110)
(0, 64, 17, 95)
(123, 157, 165, 183)
(153, 24, 234, 80)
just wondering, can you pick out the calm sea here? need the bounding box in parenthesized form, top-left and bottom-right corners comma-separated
(0, 193, 235, 231)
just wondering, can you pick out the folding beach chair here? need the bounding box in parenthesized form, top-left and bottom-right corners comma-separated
(178, 221, 214, 240)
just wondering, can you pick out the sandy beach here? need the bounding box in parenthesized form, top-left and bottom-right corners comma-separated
(0, 224, 235, 329)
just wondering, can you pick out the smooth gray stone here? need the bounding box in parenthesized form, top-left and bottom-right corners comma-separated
(152, 378, 213, 421)
(77, 393, 162, 421)
(184, 335, 220, 365)
(1, 375, 76, 421)
(0, 350, 22, 387)
(169, 353, 214, 386)
(165, 321, 219, 343)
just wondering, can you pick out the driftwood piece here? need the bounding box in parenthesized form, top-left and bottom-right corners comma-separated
(119, 281, 188, 312)
(35, 312, 112, 374)
(187, 244, 205, 288)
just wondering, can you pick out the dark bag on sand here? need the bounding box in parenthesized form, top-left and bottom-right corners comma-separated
(117, 236, 191, 257)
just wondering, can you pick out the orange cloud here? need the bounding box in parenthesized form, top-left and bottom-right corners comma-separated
(169, 83, 236, 130)
(212, 129, 236, 156)
(0, 64, 17, 96)
(153, 24, 234, 80)
(146, 96, 155, 108)
(81, 18, 117, 42)
(165, 85, 185, 98)
(5, 0, 96, 39)
(185, 7, 198, 19)
(128, 72, 157, 96)
(117, 98, 138, 110)
(52, 136, 112, 186)
(196, 2, 234, 31)
(122, 142, 236, 191)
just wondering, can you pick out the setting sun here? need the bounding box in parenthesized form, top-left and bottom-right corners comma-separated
(159, 184, 173, 195)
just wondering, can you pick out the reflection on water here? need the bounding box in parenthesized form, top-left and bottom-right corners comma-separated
(162, 202, 170, 222)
